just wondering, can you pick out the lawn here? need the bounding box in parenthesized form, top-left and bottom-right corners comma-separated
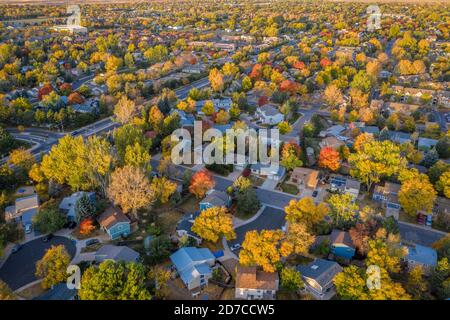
(249, 175, 265, 187)
(280, 182, 299, 195)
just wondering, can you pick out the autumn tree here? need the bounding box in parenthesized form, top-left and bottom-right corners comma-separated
(202, 100, 215, 116)
(32, 207, 66, 234)
(349, 140, 406, 190)
(278, 121, 292, 135)
(150, 176, 177, 204)
(236, 187, 261, 217)
(148, 106, 164, 133)
(233, 176, 252, 193)
(189, 169, 215, 199)
(148, 267, 171, 299)
(318, 147, 341, 171)
(192, 207, 236, 243)
(0, 280, 16, 300)
(406, 265, 428, 299)
(8, 147, 35, 179)
(280, 267, 304, 291)
(239, 230, 284, 273)
(353, 133, 374, 152)
(209, 68, 224, 93)
(324, 84, 343, 107)
(35, 245, 70, 289)
(284, 197, 329, 230)
(79, 261, 151, 300)
(79, 218, 96, 235)
(327, 193, 358, 228)
(107, 165, 154, 218)
(280, 141, 302, 170)
(398, 169, 437, 216)
(114, 96, 138, 124)
(281, 223, 315, 257)
(124, 142, 151, 172)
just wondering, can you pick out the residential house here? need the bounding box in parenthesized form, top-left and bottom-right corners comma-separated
(437, 90, 450, 108)
(71, 99, 99, 114)
(297, 259, 343, 300)
(384, 102, 420, 116)
(372, 182, 402, 220)
(359, 126, 380, 135)
(418, 137, 438, 151)
(235, 265, 279, 300)
(170, 247, 216, 290)
(59, 191, 96, 221)
(329, 229, 356, 260)
(256, 104, 284, 125)
(251, 163, 286, 181)
(288, 167, 319, 190)
(319, 125, 346, 138)
(95, 245, 140, 263)
(388, 130, 412, 145)
(4, 195, 39, 226)
(176, 211, 202, 245)
(199, 190, 231, 212)
(182, 64, 206, 74)
(405, 244, 438, 275)
(319, 136, 346, 150)
(330, 175, 361, 200)
(97, 206, 131, 240)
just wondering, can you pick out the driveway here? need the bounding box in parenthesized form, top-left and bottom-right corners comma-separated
(227, 206, 286, 249)
(0, 236, 76, 290)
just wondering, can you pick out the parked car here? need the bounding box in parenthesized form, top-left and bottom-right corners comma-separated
(312, 190, 318, 197)
(426, 214, 433, 227)
(24, 223, 32, 234)
(12, 244, 23, 253)
(64, 221, 77, 229)
(85, 238, 100, 246)
(230, 244, 241, 251)
(42, 234, 54, 242)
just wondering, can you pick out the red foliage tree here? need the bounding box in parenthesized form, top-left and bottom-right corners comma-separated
(279, 80, 298, 95)
(68, 92, 85, 105)
(249, 63, 263, 80)
(38, 83, 53, 101)
(189, 169, 216, 199)
(258, 96, 268, 107)
(320, 58, 332, 68)
(79, 218, 96, 235)
(59, 83, 73, 95)
(293, 61, 305, 70)
(318, 147, 341, 171)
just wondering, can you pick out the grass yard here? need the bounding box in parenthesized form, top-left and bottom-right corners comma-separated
(157, 209, 185, 236)
(280, 182, 299, 195)
(277, 290, 301, 300)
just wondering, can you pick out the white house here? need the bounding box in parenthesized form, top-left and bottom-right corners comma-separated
(256, 104, 284, 125)
(170, 247, 216, 290)
(235, 265, 279, 300)
(4, 194, 39, 226)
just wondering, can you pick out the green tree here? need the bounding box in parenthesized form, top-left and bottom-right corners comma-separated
(236, 188, 261, 217)
(32, 207, 66, 234)
(75, 193, 96, 223)
(327, 194, 358, 228)
(280, 267, 304, 291)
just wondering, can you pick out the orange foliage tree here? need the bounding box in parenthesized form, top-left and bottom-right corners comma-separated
(189, 169, 215, 199)
(79, 218, 95, 235)
(68, 92, 85, 105)
(318, 147, 341, 171)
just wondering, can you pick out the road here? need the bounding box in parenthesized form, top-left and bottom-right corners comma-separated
(0, 236, 76, 291)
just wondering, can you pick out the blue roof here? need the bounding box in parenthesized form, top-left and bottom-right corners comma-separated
(407, 245, 437, 267)
(170, 247, 215, 285)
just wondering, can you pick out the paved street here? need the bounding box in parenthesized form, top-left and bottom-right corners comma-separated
(0, 236, 76, 290)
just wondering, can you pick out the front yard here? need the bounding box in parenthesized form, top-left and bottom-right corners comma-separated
(280, 182, 299, 195)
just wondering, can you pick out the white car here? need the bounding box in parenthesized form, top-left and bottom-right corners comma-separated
(24, 223, 32, 234)
(230, 244, 241, 251)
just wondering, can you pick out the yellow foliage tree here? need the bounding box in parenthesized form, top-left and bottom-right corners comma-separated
(191, 207, 236, 243)
(35, 245, 70, 289)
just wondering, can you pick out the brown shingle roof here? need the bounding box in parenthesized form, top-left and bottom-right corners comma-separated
(97, 206, 130, 230)
(235, 265, 279, 290)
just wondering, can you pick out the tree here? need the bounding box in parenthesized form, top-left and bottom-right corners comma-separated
(124, 142, 151, 172)
(189, 169, 215, 199)
(436, 171, 450, 199)
(79, 260, 151, 300)
(79, 218, 96, 235)
(107, 165, 154, 218)
(324, 84, 343, 107)
(233, 176, 252, 193)
(398, 171, 437, 216)
(436, 136, 450, 159)
(278, 121, 292, 135)
(242, 76, 252, 92)
(349, 221, 378, 256)
(280, 142, 302, 170)
(0, 280, 16, 300)
(8, 147, 35, 179)
(148, 106, 164, 133)
(280, 267, 304, 291)
(67, 92, 84, 105)
(327, 194, 358, 228)
(146, 236, 171, 264)
(236, 188, 261, 217)
(318, 147, 341, 171)
(114, 96, 138, 124)
(35, 245, 70, 289)
(281, 223, 315, 257)
(214, 110, 230, 124)
(353, 133, 374, 153)
(430, 258, 450, 299)
(113, 124, 151, 163)
(349, 140, 406, 190)
(239, 230, 284, 273)
(192, 207, 236, 243)
(148, 267, 171, 299)
(209, 68, 224, 93)
(366, 230, 406, 274)
(75, 193, 96, 222)
(150, 176, 177, 204)
(406, 265, 428, 299)
(284, 197, 329, 230)
(32, 207, 66, 234)
(202, 100, 215, 116)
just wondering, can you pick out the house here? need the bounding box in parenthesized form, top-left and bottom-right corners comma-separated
(97, 206, 131, 240)
(319, 125, 346, 138)
(288, 167, 319, 190)
(71, 99, 99, 114)
(170, 247, 216, 290)
(199, 190, 231, 212)
(235, 265, 279, 300)
(176, 211, 202, 244)
(359, 126, 380, 135)
(405, 244, 438, 275)
(330, 175, 360, 200)
(4, 195, 39, 226)
(319, 136, 346, 150)
(329, 229, 356, 260)
(418, 137, 438, 151)
(59, 192, 96, 221)
(34, 283, 78, 300)
(297, 259, 343, 300)
(388, 131, 412, 144)
(251, 162, 286, 181)
(373, 182, 402, 220)
(256, 104, 284, 125)
(95, 245, 140, 263)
